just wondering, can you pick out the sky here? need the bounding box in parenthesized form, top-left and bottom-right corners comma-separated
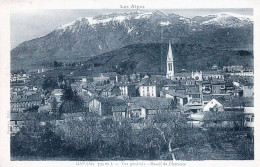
(10, 8, 253, 49)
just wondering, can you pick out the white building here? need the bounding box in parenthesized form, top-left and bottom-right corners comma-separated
(203, 98, 224, 112)
(139, 75, 157, 97)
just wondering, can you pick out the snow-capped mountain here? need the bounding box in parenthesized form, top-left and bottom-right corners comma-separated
(200, 12, 253, 27)
(11, 10, 253, 70)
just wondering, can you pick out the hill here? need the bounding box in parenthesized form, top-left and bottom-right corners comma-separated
(73, 43, 253, 76)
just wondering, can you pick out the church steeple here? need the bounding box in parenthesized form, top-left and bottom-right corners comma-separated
(166, 42, 174, 80)
(167, 42, 173, 61)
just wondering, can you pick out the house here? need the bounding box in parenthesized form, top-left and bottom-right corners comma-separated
(242, 83, 254, 97)
(165, 90, 187, 108)
(244, 98, 254, 129)
(216, 97, 245, 111)
(202, 71, 224, 80)
(89, 97, 125, 116)
(10, 112, 55, 135)
(51, 89, 63, 103)
(202, 94, 231, 105)
(225, 82, 235, 94)
(139, 75, 159, 97)
(100, 84, 121, 97)
(129, 73, 141, 82)
(82, 85, 103, 97)
(223, 65, 243, 73)
(118, 83, 137, 97)
(112, 105, 127, 122)
(38, 105, 52, 113)
(187, 113, 204, 127)
(183, 101, 204, 114)
(10, 93, 42, 112)
(128, 97, 175, 119)
(203, 99, 224, 112)
(186, 85, 201, 103)
(202, 111, 245, 128)
(202, 81, 212, 94)
(89, 97, 110, 116)
(10, 113, 25, 135)
(211, 81, 226, 94)
(78, 92, 93, 111)
(93, 73, 110, 84)
(93, 72, 119, 84)
(188, 110, 245, 129)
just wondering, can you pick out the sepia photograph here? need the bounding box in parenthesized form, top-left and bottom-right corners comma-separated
(7, 6, 255, 162)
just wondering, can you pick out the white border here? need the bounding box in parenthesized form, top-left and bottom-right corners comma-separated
(1, 0, 259, 166)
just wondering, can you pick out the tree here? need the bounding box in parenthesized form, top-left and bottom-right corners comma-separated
(59, 85, 85, 114)
(51, 98, 58, 114)
(42, 77, 58, 92)
(152, 111, 188, 160)
(55, 112, 101, 150)
(58, 73, 64, 83)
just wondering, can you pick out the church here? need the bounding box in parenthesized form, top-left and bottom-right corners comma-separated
(165, 42, 224, 81)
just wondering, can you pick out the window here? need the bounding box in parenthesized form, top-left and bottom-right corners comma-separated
(168, 63, 172, 71)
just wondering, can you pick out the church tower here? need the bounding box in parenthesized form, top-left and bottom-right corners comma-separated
(166, 42, 174, 80)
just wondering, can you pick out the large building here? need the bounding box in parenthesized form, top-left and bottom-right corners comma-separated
(139, 75, 158, 97)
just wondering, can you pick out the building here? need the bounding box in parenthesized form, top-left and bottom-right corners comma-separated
(88, 97, 125, 116)
(186, 85, 201, 103)
(118, 83, 137, 97)
(89, 97, 110, 116)
(166, 42, 174, 80)
(202, 111, 245, 128)
(11, 94, 42, 112)
(100, 84, 121, 97)
(242, 83, 254, 97)
(203, 99, 224, 112)
(202, 71, 224, 80)
(128, 97, 175, 119)
(244, 100, 254, 129)
(112, 105, 127, 122)
(165, 90, 187, 108)
(51, 89, 63, 103)
(211, 81, 226, 94)
(223, 65, 243, 72)
(139, 75, 158, 97)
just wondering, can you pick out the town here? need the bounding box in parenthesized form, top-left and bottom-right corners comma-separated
(10, 43, 254, 160)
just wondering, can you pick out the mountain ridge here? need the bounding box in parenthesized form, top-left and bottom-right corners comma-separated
(11, 11, 253, 71)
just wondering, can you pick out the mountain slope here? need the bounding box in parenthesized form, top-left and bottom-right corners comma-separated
(11, 11, 253, 71)
(79, 43, 253, 75)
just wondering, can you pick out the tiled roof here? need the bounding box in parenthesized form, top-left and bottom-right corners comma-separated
(129, 97, 174, 110)
(112, 105, 127, 112)
(203, 70, 224, 75)
(91, 97, 126, 106)
(11, 93, 42, 103)
(166, 90, 186, 98)
(140, 76, 156, 86)
(10, 112, 55, 121)
(174, 72, 192, 77)
(186, 85, 200, 94)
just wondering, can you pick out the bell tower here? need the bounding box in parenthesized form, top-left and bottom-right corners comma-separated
(166, 42, 174, 80)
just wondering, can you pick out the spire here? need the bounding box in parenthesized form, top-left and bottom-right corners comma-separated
(166, 42, 175, 80)
(167, 42, 173, 61)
